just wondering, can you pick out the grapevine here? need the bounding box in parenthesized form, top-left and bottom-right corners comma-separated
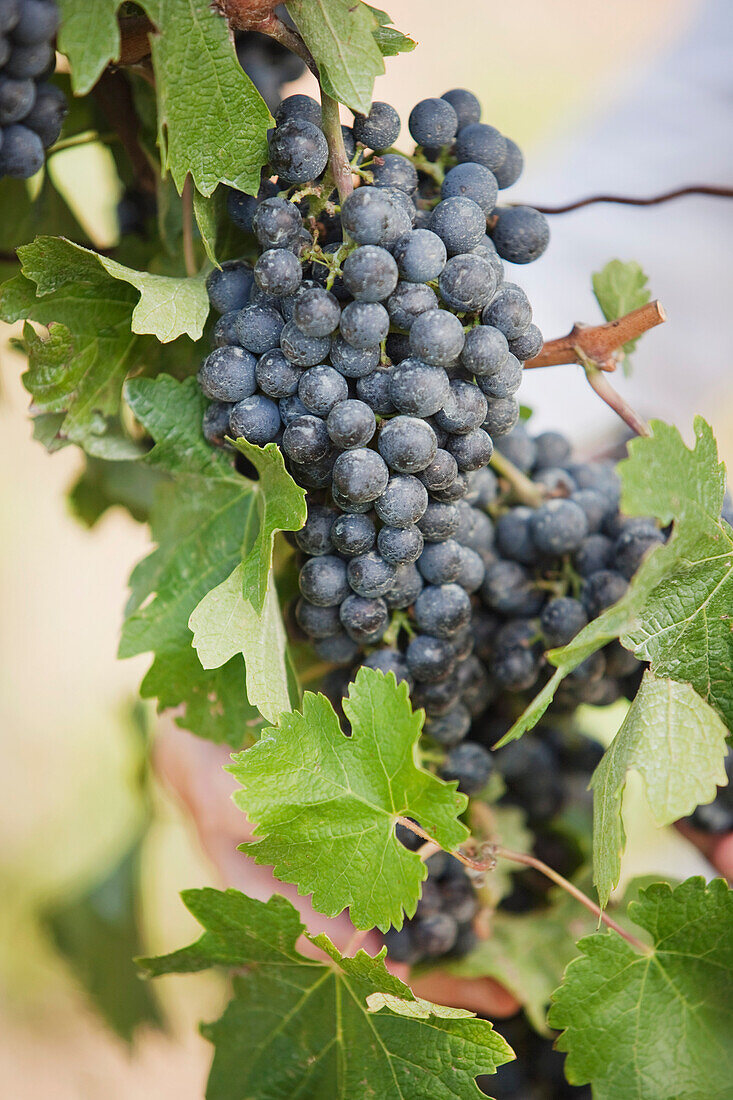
(2, 2, 732, 1098)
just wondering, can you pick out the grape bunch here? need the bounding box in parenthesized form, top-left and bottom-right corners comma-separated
(199, 87, 549, 722)
(0, 0, 66, 179)
(478, 1012, 590, 1098)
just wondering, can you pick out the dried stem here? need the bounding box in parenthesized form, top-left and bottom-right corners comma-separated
(321, 92, 354, 204)
(526, 300, 666, 371)
(93, 71, 156, 193)
(585, 367, 652, 437)
(532, 183, 733, 215)
(494, 847, 650, 953)
(489, 450, 546, 508)
(181, 175, 197, 277)
(395, 818, 650, 953)
(117, 15, 155, 67)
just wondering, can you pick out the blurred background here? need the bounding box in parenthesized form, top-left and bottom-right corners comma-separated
(0, 0, 731, 1094)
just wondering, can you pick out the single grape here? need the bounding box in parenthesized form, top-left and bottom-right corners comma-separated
(282, 414, 330, 463)
(229, 394, 281, 445)
(294, 505, 336, 557)
(198, 346, 257, 403)
(392, 229, 447, 283)
(233, 304, 284, 354)
(574, 533, 614, 577)
(494, 423, 537, 471)
(329, 515, 373, 560)
(0, 76, 36, 126)
(613, 525, 664, 578)
(252, 196, 302, 249)
(0, 122, 42, 177)
(570, 488, 612, 533)
(289, 451, 337, 490)
(202, 401, 234, 448)
(339, 593, 389, 642)
(332, 447, 390, 505)
(386, 281, 438, 331)
(455, 544, 486, 592)
(353, 101, 401, 151)
(533, 430, 571, 469)
(342, 245, 399, 302)
(482, 559, 544, 616)
(495, 506, 539, 565)
(211, 310, 240, 348)
(529, 498, 589, 555)
(541, 597, 588, 648)
(5, 39, 53, 78)
(582, 569, 629, 618)
(440, 741, 493, 794)
(299, 555, 350, 607)
(362, 648, 413, 689)
(339, 300, 389, 348)
(295, 598, 341, 639)
(292, 287, 340, 338)
(406, 634, 457, 683)
(377, 524, 424, 566)
(441, 162, 498, 214)
(417, 539, 463, 584)
(298, 364, 349, 416)
(389, 360, 450, 417)
(534, 466, 577, 495)
(314, 632, 360, 665)
(508, 323, 543, 361)
(481, 282, 532, 340)
(429, 196, 486, 256)
(0, 0, 19, 34)
(417, 501, 460, 542)
(326, 399, 376, 449)
(409, 308, 465, 366)
(408, 96, 458, 148)
(424, 703, 471, 746)
(440, 88, 481, 128)
(438, 253, 498, 312)
(491, 205, 550, 264)
(378, 415, 437, 473)
(268, 118, 328, 182)
(340, 187, 403, 246)
(274, 93, 322, 127)
(383, 562, 424, 608)
(347, 550, 397, 598)
(454, 122, 507, 172)
(465, 467, 498, 508)
(356, 367, 396, 415)
(477, 354, 523, 398)
(446, 427, 493, 472)
(254, 248, 302, 297)
(460, 324, 509, 376)
(414, 583, 471, 637)
(454, 501, 494, 552)
(370, 152, 418, 194)
(255, 348, 302, 398)
(329, 335, 381, 378)
(434, 380, 488, 435)
(418, 449, 459, 492)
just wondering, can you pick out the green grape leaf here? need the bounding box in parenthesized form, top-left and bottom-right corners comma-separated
(501, 417, 733, 744)
(189, 565, 292, 727)
(139, 888, 513, 1097)
(0, 175, 90, 252)
(56, 0, 125, 95)
(228, 667, 470, 931)
(45, 836, 162, 1042)
(286, 0, 385, 115)
(592, 259, 651, 360)
(0, 237, 208, 456)
(141, 0, 272, 196)
(549, 877, 733, 1099)
(591, 670, 728, 905)
(119, 375, 261, 746)
(68, 455, 164, 527)
(364, 5, 416, 56)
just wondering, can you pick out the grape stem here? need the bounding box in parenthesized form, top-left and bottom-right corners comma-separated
(584, 365, 652, 437)
(489, 451, 546, 508)
(526, 300, 666, 371)
(394, 817, 650, 953)
(531, 183, 733, 215)
(321, 93, 355, 204)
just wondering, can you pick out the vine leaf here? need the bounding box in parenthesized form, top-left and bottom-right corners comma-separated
(285, 0, 385, 115)
(500, 417, 733, 744)
(189, 565, 292, 727)
(0, 237, 208, 456)
(57, 0, 272, 195)
(139, 888, 514, 1097)
(143, 0, 272, 196)
(591, 671, 728, 905)
(592, 259, 651, 369)
(549, 877, 733, 1099)
(56, 0, 124, 95)
(228, 667, 470, 930)
(365, 5, 416, 56)
(119, 376, 262, 746)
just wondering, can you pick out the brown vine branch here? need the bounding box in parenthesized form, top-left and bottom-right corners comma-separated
(526, 300, 666, 371)
(395, 818, 650, 953)
(532, 183, 733, 215)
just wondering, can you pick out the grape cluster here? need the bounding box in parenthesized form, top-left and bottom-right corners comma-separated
(199, 88, 549, 729)
(0, 0, 65, 179)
